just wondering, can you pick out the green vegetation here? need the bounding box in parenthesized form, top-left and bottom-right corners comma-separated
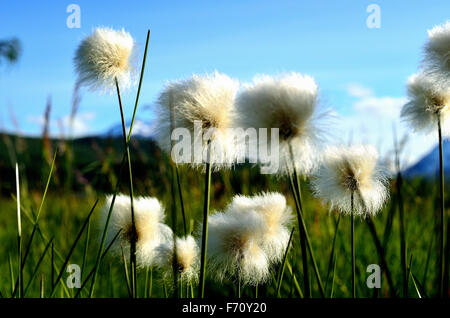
(0, 133, 446, 297)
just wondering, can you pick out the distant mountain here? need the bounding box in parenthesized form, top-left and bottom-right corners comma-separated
(104, 118, 156, 138)
(403, 140, 450, 178)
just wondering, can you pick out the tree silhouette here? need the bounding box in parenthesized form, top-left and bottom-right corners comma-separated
(0, 37, 21, 65)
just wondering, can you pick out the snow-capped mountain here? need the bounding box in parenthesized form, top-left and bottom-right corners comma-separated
(403, 140, 450, 178)
(104, 118, 156, 138)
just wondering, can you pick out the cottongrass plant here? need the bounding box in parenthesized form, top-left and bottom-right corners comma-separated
(236, 72, 329, 297)
(74, 27, 150, 297)
(312, 145, 389, 297)
(205, 211, 270, 293)
(74, 27, 136, 92)
(205, 193, 292, 296)
(423, 21, 450, 86)
(101, 194, 173, 267)
(236, 73, 327, 175)
(155, 71, 240, 168)
(226, 192, 293, 264)
(155, 235, 199, 296)
(401, 71, 450, 297)
(155, 72, 240, 297)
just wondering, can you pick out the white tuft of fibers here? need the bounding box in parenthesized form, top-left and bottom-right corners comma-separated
(235, 72, 330, 176)
(154, 235, 199, 284)
(227, 192, 293, 264)
(423, 21, 450, 85)
(154, 71, 240, 170)
(100, 194, 173, 267)
(401, 72, 450, 136)
(203, 211, 270, 286)
(74, 27, 136, 92)
(312, 145, 389, 217)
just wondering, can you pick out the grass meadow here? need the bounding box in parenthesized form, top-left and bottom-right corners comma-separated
(0, 132, 444, 298)
(1, 22, 449, 301)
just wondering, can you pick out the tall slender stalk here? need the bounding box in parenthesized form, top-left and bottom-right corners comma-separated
(15, 163, 22, 298)
(176, 166, 187, 235)
(288, 145, 310, 297)
(198, 142, 212, 298)
(325, 214, 340, 294)
(366, 216, 396, 296)
(87, 30, 151, 298)
(75, 230, 121, 298)
(49, 200, 98, 297)
(237, 274, 241, 298)
(169, 91, 180, 298)
(170, 163, 179, 298)
(351, 191, 355, 298)
(394, 125, 408, 297)
(438, 116, 445, 298)
(115, 77, 137, 298)
(287, 170, 325, 297)
(276, 228, 295, 297)
(292, 169, 310, 297)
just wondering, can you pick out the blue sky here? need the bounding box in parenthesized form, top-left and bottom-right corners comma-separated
(1, 0, 449, 166)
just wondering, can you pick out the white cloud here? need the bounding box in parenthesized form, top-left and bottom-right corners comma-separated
(27, 112, 96, 137)
(345, 82, 407, 119)
(336, 83, 436, 170)
(345, 83, 373, 98)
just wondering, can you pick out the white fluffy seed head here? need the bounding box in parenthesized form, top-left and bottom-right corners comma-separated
(74, 27, 136, 92)
(227, 192, 293, 264)
(204, 211, 270, 286)
(154, 235, 199, 283)
(100, 194, 173, 267)
(401, 72, 450, 136)
(312, 145, 389, 217)
(424, 21, 450, 84)
(154, 71, 239, 170)
(235, 72, 328, 176)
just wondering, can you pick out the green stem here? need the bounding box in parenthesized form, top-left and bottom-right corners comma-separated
(325, 214, 340, 295)
(287, 171, 325, 297)
(366, 216, 396, 296)
(176, 166, 187, 235)
(115, 77, 137, 298)
(397, 172, 407, 297)
(127, 30, 150, 142)
(170, 164, 179, 298)
(88, 30, 150, 298)
(81, 218, 90, 280)
(438, 116, 445, 298)
(276, 228, 295, 297)
(237, 275, 241, 298)
(149, 267, 153, 297)
(351, 191, 355, 298)
(198, 151, 212, 298)
(292, 169, 310, 298)
(15, 163, 22, 298)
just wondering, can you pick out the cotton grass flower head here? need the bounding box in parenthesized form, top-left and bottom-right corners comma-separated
(101, 194, 173, 267)
(74, 27, 136, 92)
(312, 145, 389, 217)
(155, 71, 240, 170)
(205, 211, 270, 286)
(227, 192, 292, 264)
(154, 235, 199, 283)
(423, 21, 450, 84)
(235, 72, 328, 175)
(401, 72, 450, 136)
